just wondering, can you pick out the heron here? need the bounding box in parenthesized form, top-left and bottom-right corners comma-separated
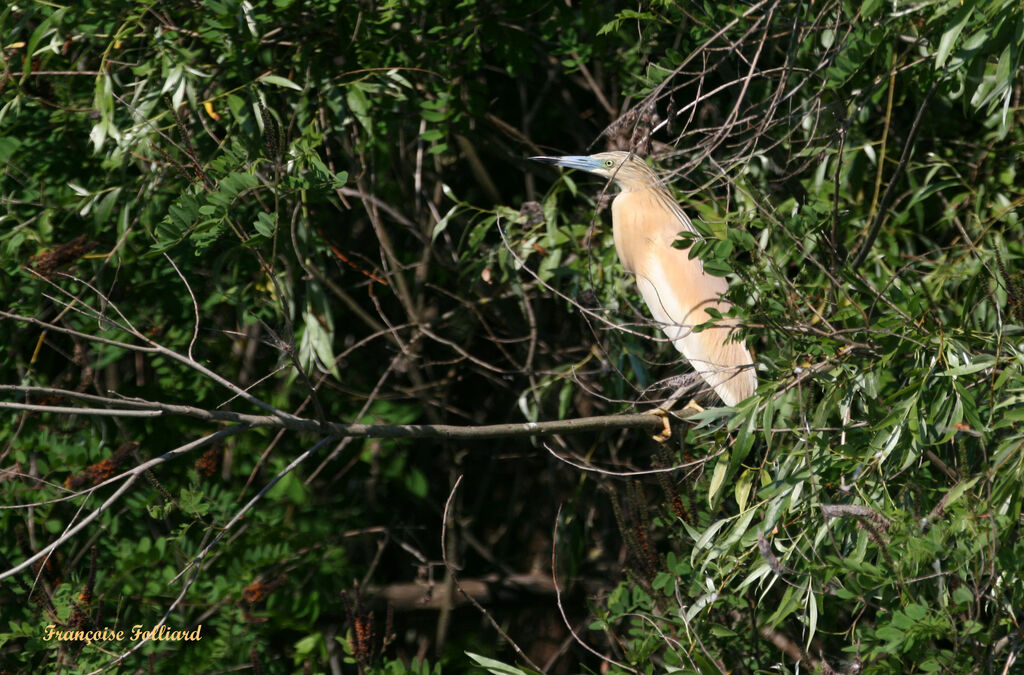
(530, 151, 756, 410)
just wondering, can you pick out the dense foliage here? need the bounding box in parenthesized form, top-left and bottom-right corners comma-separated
(1, 0, 1022, 672)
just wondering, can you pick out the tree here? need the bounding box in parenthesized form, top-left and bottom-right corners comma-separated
(1, 0, 1022, 672)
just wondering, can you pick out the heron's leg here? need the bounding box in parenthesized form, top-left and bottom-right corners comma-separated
(657, 383, 704, 414)
(644, 382, 706, 442)
(646, 408, 672, 443)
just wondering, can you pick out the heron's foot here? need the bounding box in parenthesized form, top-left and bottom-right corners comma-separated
(645, 408, 672, 443)
(681, 399, 704, 416)
(654, 394, 703, 414)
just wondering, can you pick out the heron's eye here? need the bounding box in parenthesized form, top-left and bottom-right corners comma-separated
(603, 159, 616, 168)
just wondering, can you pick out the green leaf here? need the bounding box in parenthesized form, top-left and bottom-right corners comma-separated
(465, 652, 533, 675)
(702, 258, 732, 277)
(259, 73, 303, 90)
(952, 585, 974, 606)
(693, 518, 729, 552)
(404, 468, 428, 498)
(734, 469, 753, 512)
(806, 584, 818, 646)
(22, 7, 68, 78)
(876, 625, 904, 641)
(431, 205, 458, 242)
(708, 455, 729, 509)
(254, 212, 276, 237)
(935, 5, 973, 69)
(347, 85, 372, 133)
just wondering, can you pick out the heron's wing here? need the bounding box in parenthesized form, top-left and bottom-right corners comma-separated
(635, 252, 755, 405)
(615, 191, 755, 406)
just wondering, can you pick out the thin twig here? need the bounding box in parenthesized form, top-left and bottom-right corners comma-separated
(442, 476, 541, 671)
(551, 505, 639, 674)
(851, 80, 940, 270)
(172, 437, 334, 583)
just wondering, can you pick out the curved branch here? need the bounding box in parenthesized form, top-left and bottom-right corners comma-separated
(0, 391, 666, 439)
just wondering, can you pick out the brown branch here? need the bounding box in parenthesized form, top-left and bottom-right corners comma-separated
(365, 573, 562, 611)
(850, 80, 940, 270)
(552, 505, 639, 674)
(543, 440, 714, 477)
(0, 385, 665, 440)
(442, 476, 541, 671)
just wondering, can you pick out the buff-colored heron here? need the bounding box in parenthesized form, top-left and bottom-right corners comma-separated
(531, 151, 756, 410)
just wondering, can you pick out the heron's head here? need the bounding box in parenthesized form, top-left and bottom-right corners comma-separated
(530, 151, 658, 190)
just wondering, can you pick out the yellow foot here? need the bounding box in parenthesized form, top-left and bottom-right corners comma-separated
(646, 408, 672, 443)
(680, 399, 704, 416)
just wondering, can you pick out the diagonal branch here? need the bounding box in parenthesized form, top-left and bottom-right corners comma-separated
(850, 80, 940, 270)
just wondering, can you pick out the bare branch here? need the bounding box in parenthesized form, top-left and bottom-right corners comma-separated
(0, 384, 667, 439)
(442, 476, 541, 671)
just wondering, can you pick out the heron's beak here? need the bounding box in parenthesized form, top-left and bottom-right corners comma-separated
(529, 155, 599, 173)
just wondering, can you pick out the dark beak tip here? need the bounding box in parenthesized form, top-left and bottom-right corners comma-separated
(529, 156, 559, 165)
